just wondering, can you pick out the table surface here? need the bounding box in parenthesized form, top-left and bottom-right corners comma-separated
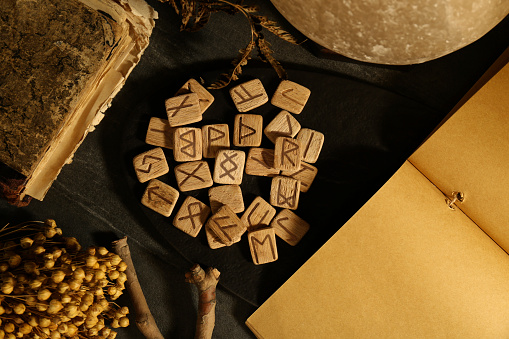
(1, 1, 508, 337)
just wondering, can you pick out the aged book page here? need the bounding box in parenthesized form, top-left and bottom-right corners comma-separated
(410, 61, 509, 253)
(247, 161, 509, 338)
(15, 0, 157, 201)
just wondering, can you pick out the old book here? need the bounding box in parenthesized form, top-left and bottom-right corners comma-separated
(0, 0, 157, 205)
(247, 52, 509, 337)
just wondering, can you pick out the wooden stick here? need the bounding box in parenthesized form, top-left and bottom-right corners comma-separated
(113, 237, 164, 339)
(185, 264, 220, 339)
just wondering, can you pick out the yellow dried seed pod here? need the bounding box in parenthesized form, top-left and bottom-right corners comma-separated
(57, 282, 69, 294)
(3, 323, 14, 333)
(79, 304, 90, 312)
(18, 323, 31, 335)
(85, 256, 97, 268)
(20, 237, 34, 249)
(1, 283, 13, 295)
(72, 268, 85, 280)
(101, 328, 111, 337)
(12, 285, 24, 295)
(98, 298, 109, 311)
(105, 261, 112, 268)
(55, 228, 63, 236)
(47, 300, 63, 315)
(45, 219, 57, 228)
(24, 262, 38, 274)
(117, 272, 127, 283)
(50, 330, 60, 339)
(110, 255, 121, 266)
(111, 319, 120, 329)
(64, 238, 80, 252)
(49, 320, 59, 330)
(25, 296, 37, 307)
(88, 328, 99, 337)
(5, 333, 14, 339)
(108, 270, 119, 280)
(29, 279, 42, 290)
(68, 279, 81, 291)
(0, 329, 4, 339)
(0, 305, 6, 315)
(38, 289, 51, 301)
(107, 286, 117, 296)
(93, 287, 103, 296)
(52, 249, 62, 260)
(52, 270, 66, 284)
(120, 306, 129, 315)
(28, 316, 38, 327)
(99, 264, 107, 273)
(88, 304, 102, 317)
(57, 323, 67, 334)
(44, 259, 55, 269)
(13, 304, 25, 315)
(60, 294, 72, 304)
(117, 261, 127, 272)
(16, 274, 27, 284)
(118, 317, 129, 328)
(72, 317, 85, 327)
(85, 316, 98, 329)
(111, 290, 123, 300)
(97, 279, 108, 288)
(44, 228, 57, 239)
(34, 233, 46, 244)
(97, 247, 108, 256)
(82, 292, 94, 305)
(84, 271, 94, 282)
(41, 328, 50, 336)
(8, 255, 21, 268)
(108, 331, 117, 339)
(94, 270, 106, 281)
(31, 246, 45, 255)
(66, 324, 78, 336)
(0, 263, 9, 273)
(87, 247, 96, 256)
(36, 302, 48, 312)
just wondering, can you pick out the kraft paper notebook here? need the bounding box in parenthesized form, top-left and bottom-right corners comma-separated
(246, 56, 509, 338)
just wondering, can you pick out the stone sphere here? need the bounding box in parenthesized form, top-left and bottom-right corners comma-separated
(271, 0, 509, 64)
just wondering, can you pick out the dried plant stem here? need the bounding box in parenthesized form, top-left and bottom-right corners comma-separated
(185, 264, 220, 339)
(112, 237, 164, 339)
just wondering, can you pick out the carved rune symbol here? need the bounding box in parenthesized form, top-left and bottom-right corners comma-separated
(281, 139, 299, 166)
(276, 217, 298, 242)
(208, 126, 226, 144)
(281, 88, 305, 107)
(238, 116, 256, 144)
(284, 114, 293, 134)
(210, 216, 237, 241)
(233, 84, 263, 105)
(247, 202, 270, 227)
(219, 153, 238, 180)
(146, 186, 173, 205)
(179, 130, 196, 158)
(278, 180, 298, 208)
(303, 131, 315, 158)
(137, 155, 162, 173)
(251, 234, 276, 264)
(178, 202, 204, 229)
(251, 150, 273, 169)
(187, 83, 209, 103)
(176, 162, 205, 186)
(287, 163, 313, 187)
(167, 95, 193, 117)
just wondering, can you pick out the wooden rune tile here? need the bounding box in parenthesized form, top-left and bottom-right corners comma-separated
(270, 176, 300, 210)
(141, 179, 179, 217)
(173, 127, 203, 162)
(174, 161, 213, 192)
(206, 225, 226, 249)
(271, 80, 311, 114)
(145, 117, 175, 149)
(173, 196, 211, 237)
(274, 137, 302, 171)
(206, 205, 246, 246)
(165, 92, 202, 127)
(229, 79, 268, 112)
(281, 162, 318, 192)
(264, 110, 301, 143)
(270, 209, 310, 246)
(296, 128, 324, 164)
(248, 228, 278, 265)
(175, 78, 215, 114)
(213, 150, 245, 185)
(245, 148, 280, 177)
(208, 184, 245, 214)
(202, 124, 230, 158)
(241, 196, 276, 231)
(233, 114, 263, 147)
(133, 147, 169, 183)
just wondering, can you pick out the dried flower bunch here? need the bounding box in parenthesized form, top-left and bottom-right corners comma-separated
(0, 220, 130, 339)
(159, 0, 300, 88)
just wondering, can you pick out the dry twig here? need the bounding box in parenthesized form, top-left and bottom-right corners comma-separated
(185, 264, 220, 339)
(113, 237, 164, 339)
